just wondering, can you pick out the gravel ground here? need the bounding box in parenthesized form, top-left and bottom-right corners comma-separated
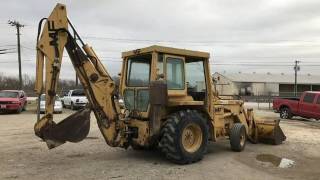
(0, 104, 319, 180)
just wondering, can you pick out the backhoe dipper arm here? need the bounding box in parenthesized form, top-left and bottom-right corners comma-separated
(34, 4, 124, 149)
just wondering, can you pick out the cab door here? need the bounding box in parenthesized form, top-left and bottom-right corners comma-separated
(164, 55, 186, 97)
(314, 94, 320, 119)
(300, 93, 316, 118)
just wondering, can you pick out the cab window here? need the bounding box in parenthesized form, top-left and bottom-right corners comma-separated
(166, 57, 184, 89)
(126, 54, 151, 87)
(317, 96, 320, 104)
(185, 59, 206, 101)
(72, 89, 85, 96)
(186, 60, 206, 92)
(303, 93, 316, 103)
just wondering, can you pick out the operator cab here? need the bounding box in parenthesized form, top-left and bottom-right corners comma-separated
(120, 45, 211, 117)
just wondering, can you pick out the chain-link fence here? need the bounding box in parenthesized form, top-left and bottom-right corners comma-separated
(218, 91, 306, 110)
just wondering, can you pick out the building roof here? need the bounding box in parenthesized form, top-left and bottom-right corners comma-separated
(122, 45, 210, 58)
(213, 72, 320, 84)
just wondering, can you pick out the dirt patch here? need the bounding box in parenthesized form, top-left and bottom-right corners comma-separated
(67, 153, 87, 158)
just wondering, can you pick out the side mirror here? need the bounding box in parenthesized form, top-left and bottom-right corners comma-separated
(20, 94, 24, 98)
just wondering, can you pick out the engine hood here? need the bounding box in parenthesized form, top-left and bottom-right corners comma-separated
(0, 97, 19, 102)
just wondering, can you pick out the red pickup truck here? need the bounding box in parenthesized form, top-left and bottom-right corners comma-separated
(273, 91, 320, 120)
(0, 90, 27, 113)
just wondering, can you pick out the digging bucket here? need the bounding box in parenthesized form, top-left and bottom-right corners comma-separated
(34, 108, 91, 149)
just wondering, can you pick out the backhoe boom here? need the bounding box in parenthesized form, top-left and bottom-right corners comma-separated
(34, 3, 125, 149)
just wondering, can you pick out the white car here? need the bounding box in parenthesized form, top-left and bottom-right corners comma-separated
(39, 94, 63, 113)
(63, 89, 88, 110)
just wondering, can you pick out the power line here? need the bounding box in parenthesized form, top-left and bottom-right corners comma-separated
(1, 60, 320, 67)
(0, 48, 16, 51)
(0, 44, 16, 47)
(17, 46, 320, 60)
(0, 51, 17, 55)
(0, 58, 123, 63)
(83, 36, 320, 47)
(83, 36, 320, 44)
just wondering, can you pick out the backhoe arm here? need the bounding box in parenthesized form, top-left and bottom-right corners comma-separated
(34, 4, 125, 149)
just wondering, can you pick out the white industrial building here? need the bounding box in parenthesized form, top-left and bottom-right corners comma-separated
(213, 72, 320, 96)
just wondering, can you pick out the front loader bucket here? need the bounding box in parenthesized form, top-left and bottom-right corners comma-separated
(34, 108, 91, 149)
(256, 119, 286, 145)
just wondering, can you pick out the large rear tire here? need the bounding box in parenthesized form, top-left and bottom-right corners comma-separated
(230, 123, 246, 152)
(159, 110, 208, 164)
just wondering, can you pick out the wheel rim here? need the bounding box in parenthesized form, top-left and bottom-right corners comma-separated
(281, 110, 288, 118)
(181, 123, 203, 153)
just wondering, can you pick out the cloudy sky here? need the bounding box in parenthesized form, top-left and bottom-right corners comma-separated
(0, 0, 320, 80)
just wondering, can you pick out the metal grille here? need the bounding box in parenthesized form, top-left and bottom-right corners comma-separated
(0, 101, 10, 104)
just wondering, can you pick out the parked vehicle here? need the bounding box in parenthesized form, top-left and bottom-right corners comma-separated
(0, 90, 27, 113)
(273, 91, 320, 120)
(39, 94, 63, 113)
(63, 89, 88, 110)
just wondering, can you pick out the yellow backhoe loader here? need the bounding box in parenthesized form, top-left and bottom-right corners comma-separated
(34, 4, 286, 164)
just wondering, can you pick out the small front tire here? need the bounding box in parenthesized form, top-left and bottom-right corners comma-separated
(230, 123, 247, 152)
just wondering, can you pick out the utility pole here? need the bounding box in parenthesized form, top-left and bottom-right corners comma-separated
(294, 60, 300, 96)
(8, 20, 24, 90)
